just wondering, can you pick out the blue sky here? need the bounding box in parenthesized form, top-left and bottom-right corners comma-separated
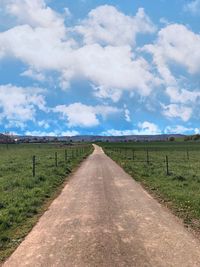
(0, 0, 200, 136)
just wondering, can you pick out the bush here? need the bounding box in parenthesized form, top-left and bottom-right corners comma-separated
(192, 134, 200, 141)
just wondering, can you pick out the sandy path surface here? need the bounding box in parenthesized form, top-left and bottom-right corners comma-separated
(3, 145, 200, 267)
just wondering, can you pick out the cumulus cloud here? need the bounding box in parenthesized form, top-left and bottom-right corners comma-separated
(0, 1, 199, 131)
(0, 24, 75, 71)
(75, 6, 155, 46)
(138, 121, 161, 135)
(0, 3, 160, 101)
(166, 87, 200, 104)
(3, 0, 65, 30)
(68, 44, 161, 101)
(0, 84, 47, 126)
(54, 102, 120, 127)
(0, 0, 75, 72)
(162, 104, 192, 122)
(143, 24, 200, 82)
(142, 23, 200, 123)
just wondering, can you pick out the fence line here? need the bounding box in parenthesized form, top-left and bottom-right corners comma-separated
(29, 145, 91, 177)
(104, 147, 200, 177)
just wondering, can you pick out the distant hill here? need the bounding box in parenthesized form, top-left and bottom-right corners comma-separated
(11, 134, 185, 143)
(68, 134, 185, 142)
(0, 134, 13, 143)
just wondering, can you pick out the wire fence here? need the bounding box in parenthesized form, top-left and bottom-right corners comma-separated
(0, 144, 92, 179)
(104, 146, 200, 177)
(32, 146, 91, 175)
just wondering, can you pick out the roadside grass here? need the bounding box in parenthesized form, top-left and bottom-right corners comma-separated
(100, 142, 200, 231)
(0, 143, 93, 262)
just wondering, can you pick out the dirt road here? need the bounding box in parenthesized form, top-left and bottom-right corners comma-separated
(3, 145, 200, 267)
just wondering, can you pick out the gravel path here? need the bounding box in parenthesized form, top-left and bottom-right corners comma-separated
(3, 145, 200, 267)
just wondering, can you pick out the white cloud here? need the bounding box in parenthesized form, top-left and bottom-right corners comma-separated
(54, 103, 98, 127)
(61, 130, 79, 136)
(195, 128, 200, 134)
(166, 87, 200, 104)
(68, 44, 161, 101)
(5, 120, 26, 130)
(0, 0, 76, 72)
(4, 0, 65, 30)
(102, 129, 137, 136)
(21, 69, 45, 81)
(102, 121, 161, 136)
(124, 105, 131, 122)
(184, 0, 200, 15)
(0, 24, 75, 71)
(0, 84, 47, 125)
(138, 121, 161, 135)
(91, 84, 123, 102)
(54, 102, 120, 128)
(142, 24, 200, 122)
(164, 125, 193, 134)
(143, 24, 200, 82)
(0, 4, 160, 101)
(25, 130, 55, 136)
(75, 6, 155, 46)
(103, 123, 196, 136)
(25, 130, 79, 137)
(162, 104, 192, 122)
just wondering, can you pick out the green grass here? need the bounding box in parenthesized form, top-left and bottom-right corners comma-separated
(0, 143, 93, 261)
(100, 141, 200, 230)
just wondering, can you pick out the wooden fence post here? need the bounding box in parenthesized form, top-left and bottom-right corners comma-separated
(32, 155, 36, 177)
(65, 149, 67, 162)
(146, 149, 149, 165)
(166, 155, 169, 175)
(55, 152, 58, 167)
(187, 149, 189, 160)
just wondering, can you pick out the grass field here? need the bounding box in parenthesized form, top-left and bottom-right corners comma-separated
(100, 141, 200, 231)
(0, 143, 93, 261)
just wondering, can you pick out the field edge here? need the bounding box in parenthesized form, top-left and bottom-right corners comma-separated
(101, 147, 200, 240)
(0, 148, 93, 264)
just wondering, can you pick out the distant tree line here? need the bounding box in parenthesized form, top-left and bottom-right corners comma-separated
(184, 134, 200, 141)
